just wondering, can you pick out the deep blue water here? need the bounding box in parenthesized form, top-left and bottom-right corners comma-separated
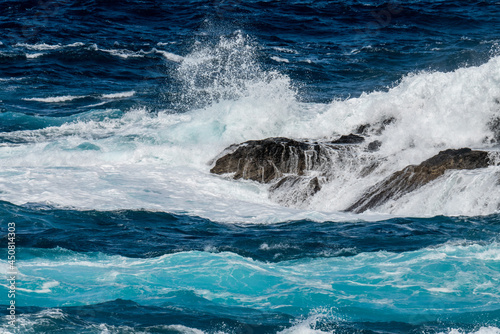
(1, 1, 500, 333)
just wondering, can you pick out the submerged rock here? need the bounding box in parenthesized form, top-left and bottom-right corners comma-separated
(331, 134, 365, 144)
(269, 176, 321, 207)
(367, 140, 382, 152)
(356, 117, 396, 136)
(347, 148, 490, 213)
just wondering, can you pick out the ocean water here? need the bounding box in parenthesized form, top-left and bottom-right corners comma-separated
(1, 0, 500, 333)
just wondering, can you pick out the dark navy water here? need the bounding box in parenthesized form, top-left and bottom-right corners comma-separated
(1, 0, 499, 113)
(3, 201, 500, 261)
(1, 1, 500, 333)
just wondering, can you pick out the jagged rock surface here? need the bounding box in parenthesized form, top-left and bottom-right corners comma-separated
(331, 134, 365, 144)
(210, 136, 370, 207)
(210, 137, 329, 183)
(210, 136, 367, 184)
(347, 148, 491, 213)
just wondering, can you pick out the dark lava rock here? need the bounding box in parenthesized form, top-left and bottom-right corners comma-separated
(331, 134, 365, 144)
(347, 148, 490, 213)
(210, 137, 325, 183)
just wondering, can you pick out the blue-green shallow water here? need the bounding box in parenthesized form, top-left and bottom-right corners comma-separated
(1, 203, 500, 333)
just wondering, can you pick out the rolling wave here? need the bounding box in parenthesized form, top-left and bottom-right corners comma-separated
(3, 242, 499, 324)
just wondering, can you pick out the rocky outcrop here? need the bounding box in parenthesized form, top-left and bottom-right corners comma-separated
(211, 135, 493, 213)
(210, 137, 322, 183)
(346, 148, 490, 213)
(210, 136, 364, 183)
(210, 136, 366, 206)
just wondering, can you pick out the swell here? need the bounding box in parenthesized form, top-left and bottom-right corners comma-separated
(2, 301, 500, 334)
(2, 243, 500, 324)
(2, 0, 499, 113)
(2, 201, 499, 261)
(0, 42, 172, 115)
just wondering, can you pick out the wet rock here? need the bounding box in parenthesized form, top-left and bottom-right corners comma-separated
(210, 137, 326, 183)
(269, 176, 321, 207)
(367, 140, 382, 152)
(210, 134, 371, 184)
(346, 148, 490, 213)
(331, 134, 365, 144)
(356, 117, 396, 136)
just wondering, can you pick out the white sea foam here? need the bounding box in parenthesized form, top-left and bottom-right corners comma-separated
(0, 318, 208, 334)
(25, 53, 44, 59)
(15, 42, 84, 51)
(88, 324, 208, 334)
(16, 281, 60, 294)
(101, 48, 145, 59)
(0, 77, 25, 82)
(154, 49, 184, 62)
(271, 56, 290, 63)
(277, 314, 332, 334)
(101, 91, 136, 99)
(0, 309, 209, 334)
(442, 327, 500, 334)
(22, 91, 135, 103)
(22, 95, 87, 103)
(272, 47, 299, 54)
(15, 43, 63, 50)
(155, 325, 206, 334)
(2, 33, 500, 220)
(98, 46, 183, 62)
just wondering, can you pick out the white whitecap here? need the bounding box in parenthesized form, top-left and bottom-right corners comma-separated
(101, 48, 145, 59)
(272, 46, 298, 54)
(271, 56, 290, 63)
(15, 42, 84, 51)
(442, 327, 500, 334)
(15, 43, 62, 50)
(22, 95, 87, 103)
(154, 49, 184, 62)
(101, 91, 136, 99)
(26, 53, 44, 59)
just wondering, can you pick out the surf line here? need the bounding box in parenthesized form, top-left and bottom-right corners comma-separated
(6, 222, 17, 327)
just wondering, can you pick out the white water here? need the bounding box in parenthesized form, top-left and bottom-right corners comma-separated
(1, 33, 500, 221)
(23, 91, 136, 103)
(23, 95, 88, 103)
